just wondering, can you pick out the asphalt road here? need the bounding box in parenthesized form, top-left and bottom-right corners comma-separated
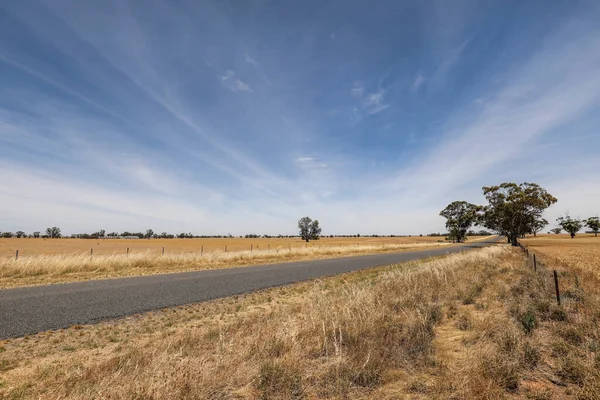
(0, 239, 498, 339)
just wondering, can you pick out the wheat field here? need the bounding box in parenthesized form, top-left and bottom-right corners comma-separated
(521, 233, 600, 279)
(0, 236, 464, 289)
(0, 236, 449, 257)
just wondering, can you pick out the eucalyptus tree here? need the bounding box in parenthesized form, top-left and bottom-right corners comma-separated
(439, 201, 481, 243)
(556, 214, 583, 238)
(298, 217, 322, 242)
(530, 217, 548, 237)
(482, 182, 557, 246)
(585, 217, 599, 237)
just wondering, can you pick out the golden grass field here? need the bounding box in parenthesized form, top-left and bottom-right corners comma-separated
(0, 236, 470, 289)
(2, 236, 598, 399)
(521, 233, 600, 280)
(0, 236, 449, 257)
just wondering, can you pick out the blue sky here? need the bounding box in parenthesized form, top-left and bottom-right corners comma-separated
(1, 0, 599, 235)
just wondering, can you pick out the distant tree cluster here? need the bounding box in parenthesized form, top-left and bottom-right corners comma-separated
(440, 182, 558, 245)
(551, 215, 599, 238)
(440, 182, 598, 244)
(1, 227, 439, 240)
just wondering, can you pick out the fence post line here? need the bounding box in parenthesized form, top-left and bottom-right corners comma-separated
(533, 254, 537, 271)
(15, 250, 19, 260)
(162, 247, 164, 255)
(201, 245, 203, 255)
(91, 248, 93, 256)
(553, 270, 561, 306)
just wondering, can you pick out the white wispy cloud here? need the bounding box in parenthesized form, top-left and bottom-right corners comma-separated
(350, 84, 389, 116)
(362, 89, 389, 114)
(220, 70, 253, 92)
(350, 83, 364, 98)
(430, 40, 469, 87)
(413, 74, 426, 90)
(376, 15, 600, 217)
(245, 53, 258, 66)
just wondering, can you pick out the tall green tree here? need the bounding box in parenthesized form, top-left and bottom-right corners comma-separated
(439, 201, 481, 243)
(145, 229, 154, 239)
(482, 182, 557, 246)
(585, 217, 600, 237)
(298, 217, 322, 242)
(15, 231, 26, 238)
(556, 214, 583, 238)
(550, 227, 562, 235)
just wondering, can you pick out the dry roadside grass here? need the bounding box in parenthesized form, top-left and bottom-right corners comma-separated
(0, 246, 502, 399)
(4, 238, 595, 399)
(0, 239, 466, 289)
(423, 235, 600, 399)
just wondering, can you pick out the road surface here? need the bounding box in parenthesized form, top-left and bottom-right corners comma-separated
(0, 239, 498, 339)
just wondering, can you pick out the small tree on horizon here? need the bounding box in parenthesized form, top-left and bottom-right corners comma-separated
(550, 227, 562, 235)
(298, 217, 322, 242)
(585, 217, 600, 237)
(145, 229, 154, 239)
(556, 214, 583, 239)
(530, 217, 548, 237)
(46, 227, 61, 238)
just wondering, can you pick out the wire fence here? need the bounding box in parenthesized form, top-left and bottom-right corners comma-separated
(516, 240, 562, 306)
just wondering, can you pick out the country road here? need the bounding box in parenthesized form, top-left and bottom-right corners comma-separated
(0, 238, 499, 339)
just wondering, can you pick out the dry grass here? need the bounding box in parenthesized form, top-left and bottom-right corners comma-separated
(0, 246, 504, 399)
(522, 234, 600, 280)
(426, 234, 600, 399)
(0, 240, 460, 289)
(4, 236, 596, 399)
(0, 236, 454, 257)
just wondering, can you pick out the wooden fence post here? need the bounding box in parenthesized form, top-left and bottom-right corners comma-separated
(162, 247, 165, 255)
(127, 247, 129, 255)
(251, 244, 253, 252)
(553, 270, 561, 306)
(201, 245, 203, 255)
(225, 245, 227, 252)
(90, 248, 93, 256)
(15, 250, 19, 260)
(533, 254, 537, 271)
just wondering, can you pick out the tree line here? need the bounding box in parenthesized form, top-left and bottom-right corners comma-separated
(439, 182, 599, 245)
(0, 220, 448, 240)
